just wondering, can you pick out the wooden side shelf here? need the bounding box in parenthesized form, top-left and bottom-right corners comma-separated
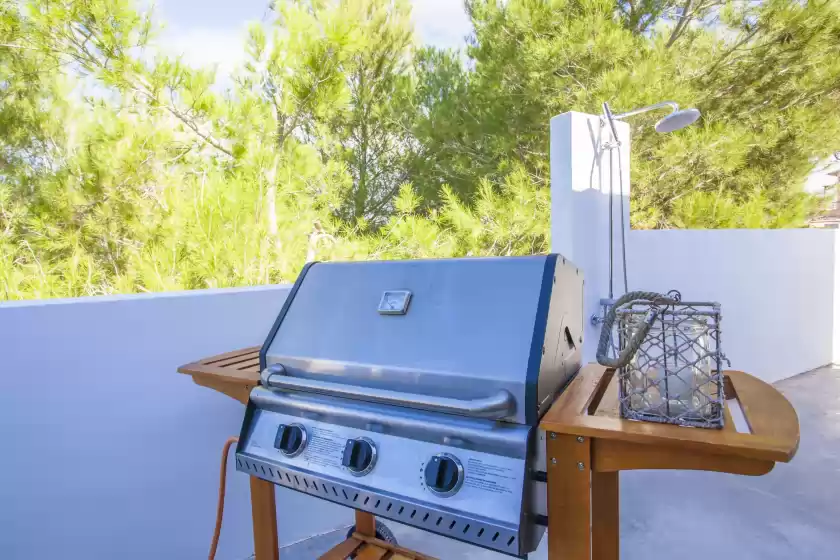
(541, 364, 800, 471)
(179, 346, 262, 405)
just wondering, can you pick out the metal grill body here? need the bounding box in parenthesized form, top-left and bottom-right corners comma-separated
(235, 256, 584, 556)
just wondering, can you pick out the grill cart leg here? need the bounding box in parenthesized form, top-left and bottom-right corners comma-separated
(546, 434, 621, 560)
(346, 517, 398, 545)
(250, 476, 279, 560)
(592, 470, 620, 560)
(355, 511, 376, 537)
(547, 434, 595, 560)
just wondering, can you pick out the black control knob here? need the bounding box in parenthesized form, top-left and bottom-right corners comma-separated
(342, 437, 377, 476)
(274, 424, 307, 457)
(424, 453, 464, 497)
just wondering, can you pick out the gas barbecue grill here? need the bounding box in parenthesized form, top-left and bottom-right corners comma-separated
(235, 255, 583, 556)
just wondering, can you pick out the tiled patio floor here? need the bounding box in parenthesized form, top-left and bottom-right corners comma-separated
(276, 366, 840, 559)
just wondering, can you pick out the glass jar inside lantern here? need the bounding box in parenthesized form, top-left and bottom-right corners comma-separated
(619, 310, 721, 427)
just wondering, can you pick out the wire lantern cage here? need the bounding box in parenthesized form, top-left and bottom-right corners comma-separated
(599, 292, 726, 429)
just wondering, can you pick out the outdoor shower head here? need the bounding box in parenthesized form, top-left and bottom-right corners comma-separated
(654, 108, 701, 133)
(602, 101, 701, 140)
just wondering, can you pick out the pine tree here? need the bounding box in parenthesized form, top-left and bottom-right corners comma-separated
(3, 0, 840, 300)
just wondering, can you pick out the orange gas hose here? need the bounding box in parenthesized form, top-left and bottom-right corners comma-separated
(209, 436, 239, 560)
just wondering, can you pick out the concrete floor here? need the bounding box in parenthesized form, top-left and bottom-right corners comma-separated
(276, 366, 840, 559)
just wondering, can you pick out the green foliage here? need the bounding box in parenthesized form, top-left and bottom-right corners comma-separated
(418, 0, 840, 229)
(2, 0, 840, 300)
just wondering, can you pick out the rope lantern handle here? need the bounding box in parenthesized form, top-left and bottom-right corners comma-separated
(595, 291, 679, 369)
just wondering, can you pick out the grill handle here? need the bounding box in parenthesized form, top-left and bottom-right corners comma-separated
(260, 365, 515, 420)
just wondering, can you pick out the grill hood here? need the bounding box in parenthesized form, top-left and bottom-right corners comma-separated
(260, 255, 583, 425)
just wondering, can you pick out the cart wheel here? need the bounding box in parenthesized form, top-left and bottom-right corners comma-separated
(346, 519, 398, 545)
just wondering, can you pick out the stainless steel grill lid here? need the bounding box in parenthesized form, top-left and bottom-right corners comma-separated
(259, 255, 583, 425)
(239, 255, 583, 556)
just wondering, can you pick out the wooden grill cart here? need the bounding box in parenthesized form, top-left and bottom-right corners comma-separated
(179, 348, 799, 560)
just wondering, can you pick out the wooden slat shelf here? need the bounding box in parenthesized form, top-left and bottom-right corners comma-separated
(178, 346, 262, 404)
(318, 533, 437, 560)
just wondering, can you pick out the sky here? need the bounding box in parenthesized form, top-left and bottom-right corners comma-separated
(153, 0, 473, 78)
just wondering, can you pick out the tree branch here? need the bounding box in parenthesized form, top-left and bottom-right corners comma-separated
(666, 0, 694, 48)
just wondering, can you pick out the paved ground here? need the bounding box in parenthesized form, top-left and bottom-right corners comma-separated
(276, 366, 840, 559)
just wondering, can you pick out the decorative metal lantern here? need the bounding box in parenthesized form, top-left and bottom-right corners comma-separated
(597, 292, 725, 429)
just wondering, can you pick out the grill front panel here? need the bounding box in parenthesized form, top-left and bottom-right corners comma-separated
(237, 402, 532, 556)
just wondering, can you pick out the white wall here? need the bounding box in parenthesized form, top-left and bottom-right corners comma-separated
(628, 229, 838, 382)
(0, 287, 352, 560)
(834, 234, 840, 364)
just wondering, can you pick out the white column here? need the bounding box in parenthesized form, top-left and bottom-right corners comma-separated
(550, 111, 631, 363)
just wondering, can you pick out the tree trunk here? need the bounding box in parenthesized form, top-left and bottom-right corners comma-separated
(265, 155, 280, 252)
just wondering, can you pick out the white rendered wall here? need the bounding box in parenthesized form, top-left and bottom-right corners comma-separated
(0, 287, 353, 560)
(834, 232, 840, 365)
(628, 229, 837, 382)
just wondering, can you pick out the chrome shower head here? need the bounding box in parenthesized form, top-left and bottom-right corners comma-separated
(654, 108, 701, 133)
(604, 101, 702, 138)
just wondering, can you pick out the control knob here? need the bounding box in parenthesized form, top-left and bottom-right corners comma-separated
(274, 423, 307, 457)
(342, 437, 377, 476)
(424, 453, 464, 497)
